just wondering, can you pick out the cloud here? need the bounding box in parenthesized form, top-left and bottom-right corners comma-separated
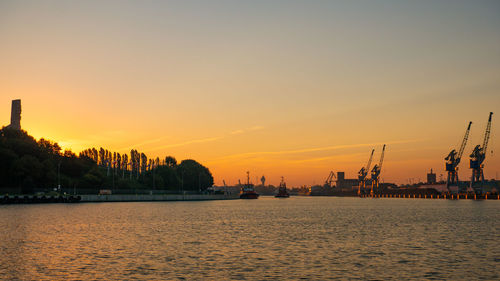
(209, 139, 425, 163)
(249, 125, 264, 131)
(289, 152, 366, 164)
(120, 125, 265, 153)
(144, 136, 222, 152)
(230, 125, 264, 135)
(116, 137, 166, 151)
(230, 130, 244, 135)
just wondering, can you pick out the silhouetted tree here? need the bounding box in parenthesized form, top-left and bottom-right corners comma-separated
(0, 126, 215, 195)
(140, 153, 147, 175)
(123, 153, 128, 179)
(165, 156, 177, 167)
(176, 159, 213, 191)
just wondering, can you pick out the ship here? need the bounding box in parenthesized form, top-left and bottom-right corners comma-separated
(240, 171, 259, 199)
(275, 176, 290, 198)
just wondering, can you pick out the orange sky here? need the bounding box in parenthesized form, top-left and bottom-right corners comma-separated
(1, 1, 499, 186)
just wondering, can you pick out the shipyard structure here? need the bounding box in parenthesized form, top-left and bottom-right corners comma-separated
(315, 112, 497, 200)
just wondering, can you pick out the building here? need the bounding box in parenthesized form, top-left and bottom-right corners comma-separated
(8, 99, 21, 130)
(336, 172, 359, 190)
(427, 169, 437, 184)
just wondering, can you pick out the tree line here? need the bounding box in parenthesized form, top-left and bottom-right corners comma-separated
(0, 127, 213, 194)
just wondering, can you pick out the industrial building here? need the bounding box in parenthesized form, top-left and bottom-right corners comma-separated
(427, 169, 436, 184)
(336, 172, 359, 191)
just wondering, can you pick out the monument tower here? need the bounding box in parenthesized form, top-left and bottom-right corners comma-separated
(9, 99, 21, 130)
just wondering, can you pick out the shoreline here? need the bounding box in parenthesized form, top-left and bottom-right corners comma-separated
(0, 193, 240, 204)
(80, 193, 240, 202)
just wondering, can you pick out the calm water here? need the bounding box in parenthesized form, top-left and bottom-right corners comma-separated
(0, 197, 499, 280)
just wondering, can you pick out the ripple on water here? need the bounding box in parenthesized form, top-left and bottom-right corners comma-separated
(0, 198, 499, 280)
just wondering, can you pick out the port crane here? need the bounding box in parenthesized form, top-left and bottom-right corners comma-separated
(469, 112, 493, 194)
(445, 121, 472, 192)
(357, 149, 375, 195)
(324, 171, 336, 188)
(370, 144, 386, 196)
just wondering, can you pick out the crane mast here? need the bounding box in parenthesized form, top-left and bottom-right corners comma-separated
(370, 144, 386, 196)
(470, 112, 493, 194)
(357, 149, 374, 195)
(445, 121, 472, 191)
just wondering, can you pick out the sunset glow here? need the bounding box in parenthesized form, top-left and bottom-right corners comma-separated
(1, 0, 499, 186)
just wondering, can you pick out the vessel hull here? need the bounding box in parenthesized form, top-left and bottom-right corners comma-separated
(240, 192, 259, 199)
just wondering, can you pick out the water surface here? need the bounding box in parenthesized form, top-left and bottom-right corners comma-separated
(0, 197, 498, 280)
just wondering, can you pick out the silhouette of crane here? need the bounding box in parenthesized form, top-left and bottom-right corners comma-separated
(357, 149, 374, 195)
(370, 144, 386, 196)
(324, 171, 336, 188)
(470, 112, 493, 194)
(445, 121, 472, 192)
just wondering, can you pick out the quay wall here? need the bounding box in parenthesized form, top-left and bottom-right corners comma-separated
(80, 193, 239, 202)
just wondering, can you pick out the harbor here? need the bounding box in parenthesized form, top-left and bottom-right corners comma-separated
(1, 2, 499, 280)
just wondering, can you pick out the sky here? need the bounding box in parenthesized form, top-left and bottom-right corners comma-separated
(1, 0, 499, 186)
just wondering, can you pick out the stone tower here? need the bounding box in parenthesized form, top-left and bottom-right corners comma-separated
(9, 99, 21, 130)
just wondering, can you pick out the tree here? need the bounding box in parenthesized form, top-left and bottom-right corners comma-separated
(0, 126, 215, 195)
(165, 156, 177, 167)
(11, 155, 43, 193)
(99, 148, 105, 166)
(140, 153, 147, 175)
(176, 159, 213, 191)
(122, 153, 128, 179)
(155, 165, 180, 190)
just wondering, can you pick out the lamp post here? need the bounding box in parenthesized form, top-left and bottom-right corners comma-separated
(152, 164, 156, 190)
(57, 161, 61, 192)
(181, 171, 184, 194)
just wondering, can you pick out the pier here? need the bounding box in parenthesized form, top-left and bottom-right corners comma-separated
(358, 190, 500, 200)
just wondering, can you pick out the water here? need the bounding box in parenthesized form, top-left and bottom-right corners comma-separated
(0, 197, 499, 280)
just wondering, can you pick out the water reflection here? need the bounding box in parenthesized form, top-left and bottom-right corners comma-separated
(0, 198, 498, 280)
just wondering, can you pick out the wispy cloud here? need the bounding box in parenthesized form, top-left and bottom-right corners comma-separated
(144, 125, 265, 152)
(116, 137, 166, 151)
(144, 136, 222, 152)
(209, 139, 425, 163)
(289, 152, 366, 164)
(249, 125, 264, 131)
(230, 129, 244, 135)
(230, 125, 264, 135)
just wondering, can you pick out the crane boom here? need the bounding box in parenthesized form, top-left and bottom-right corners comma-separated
(482, 112, 493, 153)
(378, 144, 386, 171)
(457, 121, 472, 161)
(365, 149, 375, 173)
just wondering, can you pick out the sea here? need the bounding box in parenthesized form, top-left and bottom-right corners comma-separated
(0, 197, 498, 280)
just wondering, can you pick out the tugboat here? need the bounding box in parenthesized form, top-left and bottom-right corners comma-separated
(240, 171, 259, 199)
(275, 176, 290, 198)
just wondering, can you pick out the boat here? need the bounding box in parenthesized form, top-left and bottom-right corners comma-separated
(240, 171, 259, 199)
(275, 176, 290, 198)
